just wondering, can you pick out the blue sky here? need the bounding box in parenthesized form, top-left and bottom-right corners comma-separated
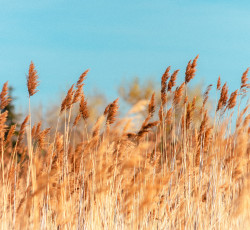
(0, 0, 249, 111)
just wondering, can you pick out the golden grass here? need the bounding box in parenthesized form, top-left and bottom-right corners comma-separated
(0, 57, 249, 229)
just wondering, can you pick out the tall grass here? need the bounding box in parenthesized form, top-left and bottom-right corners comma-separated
(0, 58, 249, 229)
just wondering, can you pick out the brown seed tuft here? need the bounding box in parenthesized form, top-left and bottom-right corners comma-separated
(167, 70, 179, 92)
(72, 69, 89, 104)
(158, 105, 163, 122)
(165, 107, 172, 125)
(241, 68, 249, 89)
(17, 115, 30, 146)
(60, 84, 75, 113)
(217, 83, 228, 111)
(73, 113, 82, 127)
(185, 55, 199, 84)
(0, 82, 11, 110)
(5, 124, 16, 146)
(80, 95, 89, 120)
(137, 121, 159, 138)
(161, 66, 171, 106)
(227, 90, 238, 110)
(0, 111, 8, 139)
(202, 84, 212, 110)
(217, 76, 221, 90)
(148, 93, 155, 118)
(173, 82, 185, 105)
(92, 115, 105, 137)
(106, 98, 119, 125)
(37, 128, 51, 149)
(27, 61, 39, 97)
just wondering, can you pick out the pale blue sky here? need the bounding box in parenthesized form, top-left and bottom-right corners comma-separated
(0, 0, 249, 110)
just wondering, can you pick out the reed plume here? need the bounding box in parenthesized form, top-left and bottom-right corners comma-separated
(202, 84, 212, 111)
(227, 90, 238, 110)
(0, 82, 11, 110)
(217, 83, 229, 111)
(241, 67, 249, 89)
(26, 61, 39, 97)
(217, 76, 221, 90)
(185, 55, 199, 84)
(16, 115, 30, 147)
(60, 84, 75, 113)
(137, 121, 159, 139)
(5, 124, 16, 146)
(165, 107, 172, 125)
(106, 98, 119, 125)
(167, 69, 179, 92)
(161, 66, 170, 106)
(0, 111, 8, 139)
(79, 94, 89, 120)
(1, 56, 249, 230)
(73, 69, 89, 104)
(173, 82, 185, 105)
(148, 93, 155, 117)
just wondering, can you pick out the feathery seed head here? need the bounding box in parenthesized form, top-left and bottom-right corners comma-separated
(106, 98, 119, 125)
(185, 55, 199, 84)
(148, 92, 155, 117)
(80, 95, 89, 120)
(227, 90, 238, 110)
(0, 82, 11, 110)
(27, 61, 39, 97)
(161, 66, 171, 105)
(217, 76, 221, 90)
(167, 69, 179, 92)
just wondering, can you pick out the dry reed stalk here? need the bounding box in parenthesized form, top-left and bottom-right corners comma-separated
(203, 84, 212, 106)
(167, 70, 179, 92)
(137, 121, 159, 139)
(161, 66, 171, 106)
(4, 124, 16, 147)
(72, 69, 89, 104)
(79, 95, 89, 120)
(202, 84, 212, 112)
(92, 115, 105, 138)
(1, 57, 249, 230)
(217, 76, 221, 90)
(26, 61, 39, 97)
(0, 111, 8, 140)
(191, 96, 196, 112)
(173, 83, 185, 105)
(0, 82, 11, 110)
(241, 67, 249, 89)
(31, 122, 42, 139)
(158, 105, 163, 122)
(165, 107, 172, 125)
(186, 103, 192, 129)
(106, 98, 119, 125)
(73, 113, 81, 127)
(103, 104, 110, 115)
(16, 115, 30, 147)
(184, 96, 188, 104)
(217, 83, 229, 111)
(227, 90, 238, 110)
(60, 84, 75, 113)
(185, 55, 199, 84)
(148, 93, 155, 117)
(37, 128, 51, 149)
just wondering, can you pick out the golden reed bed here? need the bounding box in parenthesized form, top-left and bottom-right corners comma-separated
(0, 56, 249, 229)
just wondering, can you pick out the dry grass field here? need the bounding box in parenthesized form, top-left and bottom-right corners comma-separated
(0, 56, 249, 229)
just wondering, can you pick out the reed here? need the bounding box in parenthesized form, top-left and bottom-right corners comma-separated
(0, 57, 249, 229)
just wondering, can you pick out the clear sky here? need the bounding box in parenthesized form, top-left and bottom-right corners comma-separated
(0, 0, 250, 110)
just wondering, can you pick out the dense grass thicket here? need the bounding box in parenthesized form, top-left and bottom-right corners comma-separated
(0, 57, 249, 229)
